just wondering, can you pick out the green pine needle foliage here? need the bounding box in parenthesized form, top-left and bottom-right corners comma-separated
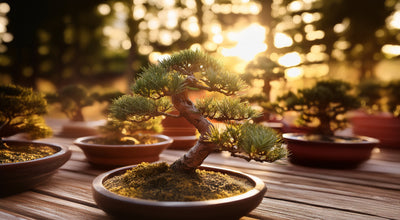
(196, 96, 260, 121)
(386, 80, 400, 117)
(133, 65, 186, 98)
(0, 84, 52, 140)
(109, 95, 171, 122)
(276, 79, 360, 135)
(207, 122, 287, 162)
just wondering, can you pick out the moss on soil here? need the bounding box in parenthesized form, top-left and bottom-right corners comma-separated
(87, 134, 159, 145)
(0, 143, 57, 164)
(104, 162, 253, 201)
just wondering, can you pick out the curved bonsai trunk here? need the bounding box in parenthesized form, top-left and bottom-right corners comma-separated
(170, 92, 217, 171)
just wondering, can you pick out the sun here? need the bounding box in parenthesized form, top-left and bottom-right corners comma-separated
(220, 23, 267, 62)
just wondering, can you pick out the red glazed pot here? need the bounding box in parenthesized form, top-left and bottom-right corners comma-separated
(351, 114, 400, 149)
(74, 134, 173, 167)
(0, 140, 71, 197)
(162, 115, 198, 150)
(92, 165, 267, 220)
(283, 133, 379, 169)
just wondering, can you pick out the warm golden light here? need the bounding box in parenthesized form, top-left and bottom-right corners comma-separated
(278, 52, 302, 67)
(285, 67, 303, 79)
(388, 11, 400, 29)
(0, 3, 10, 14)
(98, 4, 111, 15)
(220, 24, 267, 61)
(382, 44, 400, 57)
(274, 32, 293, 48)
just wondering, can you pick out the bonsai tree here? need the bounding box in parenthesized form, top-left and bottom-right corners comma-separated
(46, 84, 95, 122)
(0, 84, 52, 149)
(356, 79, 400, 117)
(46, 85, 124, 122)
(386, 80, 400, 118)
(356, 80, 385, 114)
(109, 49, 287, 171)
(274, 79, 361, 136)
(95, 117, 163, 145)
(241, 54, 285, 121)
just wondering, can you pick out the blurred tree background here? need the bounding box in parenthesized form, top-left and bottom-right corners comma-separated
(0, 0, 399, 93)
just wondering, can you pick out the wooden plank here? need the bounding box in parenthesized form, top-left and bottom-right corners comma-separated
(264, 184, 400, 220)
(249, 198, 388, 220)
(33, 170, 96, 205)
(0, 192, 110, 220)
(0, 208, 33, 220)
(0, 191, 109, 219)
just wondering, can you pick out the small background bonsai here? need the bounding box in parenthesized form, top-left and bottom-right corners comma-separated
(94, 117, 163, 145)
(274, 79, 361, 136)
(0, 84, 53, 162)
(240, 54, 285, 122)
(46, 84, 124, 122)
(357, 80, 400, 117)
(109, 49, 287, 172)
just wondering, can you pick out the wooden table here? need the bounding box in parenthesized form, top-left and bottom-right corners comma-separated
(1, 135, 399, 220)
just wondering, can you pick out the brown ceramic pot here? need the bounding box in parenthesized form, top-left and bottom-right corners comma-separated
(92, 165, 267, 220)
(58, 120, 105, 138)
(351, 114, 400, 149)
(283, 133, 379, 169)
(0, 140, 71, 197)
(162, 115, 198, 150)
(73, 134, 173, 167)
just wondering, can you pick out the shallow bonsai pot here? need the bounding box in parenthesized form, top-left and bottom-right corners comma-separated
(73, 134, 173, 167)
(167, 135, 198, 150)
(0, 140, 71, 197)
(58, 120, 106, 138)
(351, 114, 400, 149)
(283, 133, 379, 169)
(92, 165, 267, 220)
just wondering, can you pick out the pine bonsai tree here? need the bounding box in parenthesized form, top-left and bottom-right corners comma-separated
(46, 84, 95, 122)
(47, 85, 124, 122)
(356, 80, 400, 118)
(109, 49, 287, 171)
(386, 80, 400, 118)
(241, 54, 285, 121)
(274, 80, 360, 136)
(96, 117, 163, 145)
(0, 84, 52, 149)
(356, 80, 384, 113)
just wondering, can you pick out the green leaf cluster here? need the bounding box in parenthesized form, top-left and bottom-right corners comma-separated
(0, 84, 52, 140)
(206, 122, 287, 162)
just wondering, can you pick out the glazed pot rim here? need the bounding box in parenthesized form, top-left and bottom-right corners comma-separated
(92, 164, 266, 207)
(282, 133, 380, 144)
(0, 139, 69, 167)
(74, 134, 173, 148)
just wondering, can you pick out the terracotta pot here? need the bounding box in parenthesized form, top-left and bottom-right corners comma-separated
(351, 114, 400, 149)
(283, 133, 379, 169)
(92, 165, 267, 220)
(162, 115, 198, 150)
(73, 134, 173, 167)
(0, 140, 71, 197)
(59, 120, 106, 138)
